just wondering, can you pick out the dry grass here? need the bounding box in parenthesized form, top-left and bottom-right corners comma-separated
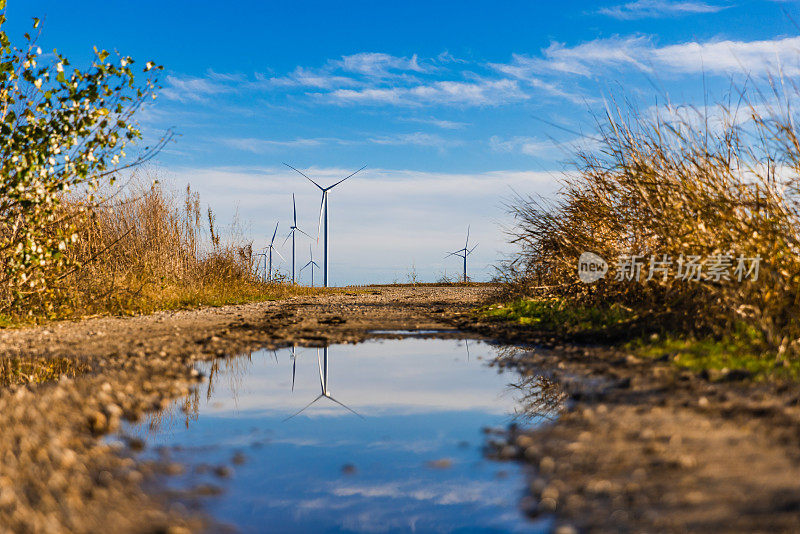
(507, 82, 800, 356)
(1, 173, 325, 324)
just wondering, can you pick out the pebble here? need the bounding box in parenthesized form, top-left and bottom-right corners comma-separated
(539, 456, 556, 474)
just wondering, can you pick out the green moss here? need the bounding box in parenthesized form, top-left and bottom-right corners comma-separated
(483, 298, 796, 381)
(627, 326, 798, 381)
(482, 298, 635, 333)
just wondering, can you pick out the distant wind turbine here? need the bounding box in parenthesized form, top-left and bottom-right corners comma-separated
(300, 245, 320, 287)
(284, 163, 367, 287)
(265, 221, 285, 281)
(284, 347, 363, 421)
(445, 226, 478, 283)
(283, 194, 312, 284)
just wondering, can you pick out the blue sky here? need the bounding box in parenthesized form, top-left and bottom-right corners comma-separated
(7, 1, 800, 284)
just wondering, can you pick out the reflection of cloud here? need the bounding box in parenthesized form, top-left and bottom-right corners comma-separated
(332, 480, 508, 506)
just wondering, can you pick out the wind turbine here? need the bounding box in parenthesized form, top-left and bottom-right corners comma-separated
(284, 163, 367, 287)
(300, 245, 321, 287)
(284, 347, 363, 421)
(445, 226, 478, 283)
(265, 221, 286, 281)
(283, 194, 312, 284)
(254, 252, 267, 282)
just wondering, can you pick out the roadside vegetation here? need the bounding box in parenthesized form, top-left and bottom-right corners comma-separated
(497, 78, 800, 377)
(0, 10, 320, 326)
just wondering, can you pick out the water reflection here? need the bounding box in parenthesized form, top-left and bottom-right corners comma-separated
(285, 347, 363, 420)
(124, 339, 559, 533)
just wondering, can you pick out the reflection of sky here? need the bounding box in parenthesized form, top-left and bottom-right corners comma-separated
(194, 338, 518, 416)
(125, 339, 548, 533)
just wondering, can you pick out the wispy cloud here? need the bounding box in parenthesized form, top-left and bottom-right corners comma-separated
(490, 135, 599, 157)
(160, 75, 235, 103)
(336, 52, 429, 78)
(494, 35, 800, 79)
(219, 133, 460, 154)
(402, 117, 468, 129)
(219, 137, 346, 153)
(598, 0, 729, 20)
(368, 132, 462, 150)
(326, 79, 528, 106)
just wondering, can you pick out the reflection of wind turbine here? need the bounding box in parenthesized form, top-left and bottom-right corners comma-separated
(284, 347, 363, 421)
(283, 194, 312, 284)
(284, 163, 366, 287)
(265, 221, 285, 281)
(445, 226, 478, 283)
(290, 344, 298, 391)
(465, 339, 470, 362)
(300, 245, 320, 287)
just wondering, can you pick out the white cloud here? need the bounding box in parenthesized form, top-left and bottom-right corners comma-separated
(218, 134, 458, 153)
(402, 117, 468, 129)
(336, 52, 428, 77)
(220, 137, 336, 153)
(260, 66, 362, 90)
(367, 132, 462, 150)
(327, 79, 528, 107)
(494, 35, 800, 79)
(598, 0, 729, 19)
(490, 135, 600, 157)
(160, 75, 234, 103)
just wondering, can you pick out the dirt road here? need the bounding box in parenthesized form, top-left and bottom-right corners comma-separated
(0, 285, 799, 532)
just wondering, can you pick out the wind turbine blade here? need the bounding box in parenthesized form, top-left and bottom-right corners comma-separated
(444, 251, 460, 259)
(325, 394, 365, 419)
(283, 163, 324, 190)
(292, 193, 297, 226)
(271, 222, 279, 244)
(468, 243, 479, 254)
(282, 395, 324, 422)
(296, 228, 313, 240)
(273, 248, 287, 262)
(466, 225, 470, 249)
(300, 261, 312, 272)
(326, 164, 367, 190)
(282, 230, 293, 247)
(316, 192, 325, 240)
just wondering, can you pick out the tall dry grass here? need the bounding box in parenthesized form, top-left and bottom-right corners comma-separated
(1, 173, 315, 321)
(508, 84, 800, 355)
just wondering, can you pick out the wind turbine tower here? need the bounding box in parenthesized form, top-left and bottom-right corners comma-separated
(300, 245, 321, 287)
(284, 163, 366, 287)
(446, 226, 478, 283)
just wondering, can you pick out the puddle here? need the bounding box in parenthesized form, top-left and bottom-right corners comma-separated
(122, 338, 555, 533)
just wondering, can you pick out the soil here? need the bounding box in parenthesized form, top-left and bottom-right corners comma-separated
(0, 284, 799, 532)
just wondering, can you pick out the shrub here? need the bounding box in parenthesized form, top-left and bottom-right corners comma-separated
(0, 6, 165, 312)
(508, 85, 800, 355)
